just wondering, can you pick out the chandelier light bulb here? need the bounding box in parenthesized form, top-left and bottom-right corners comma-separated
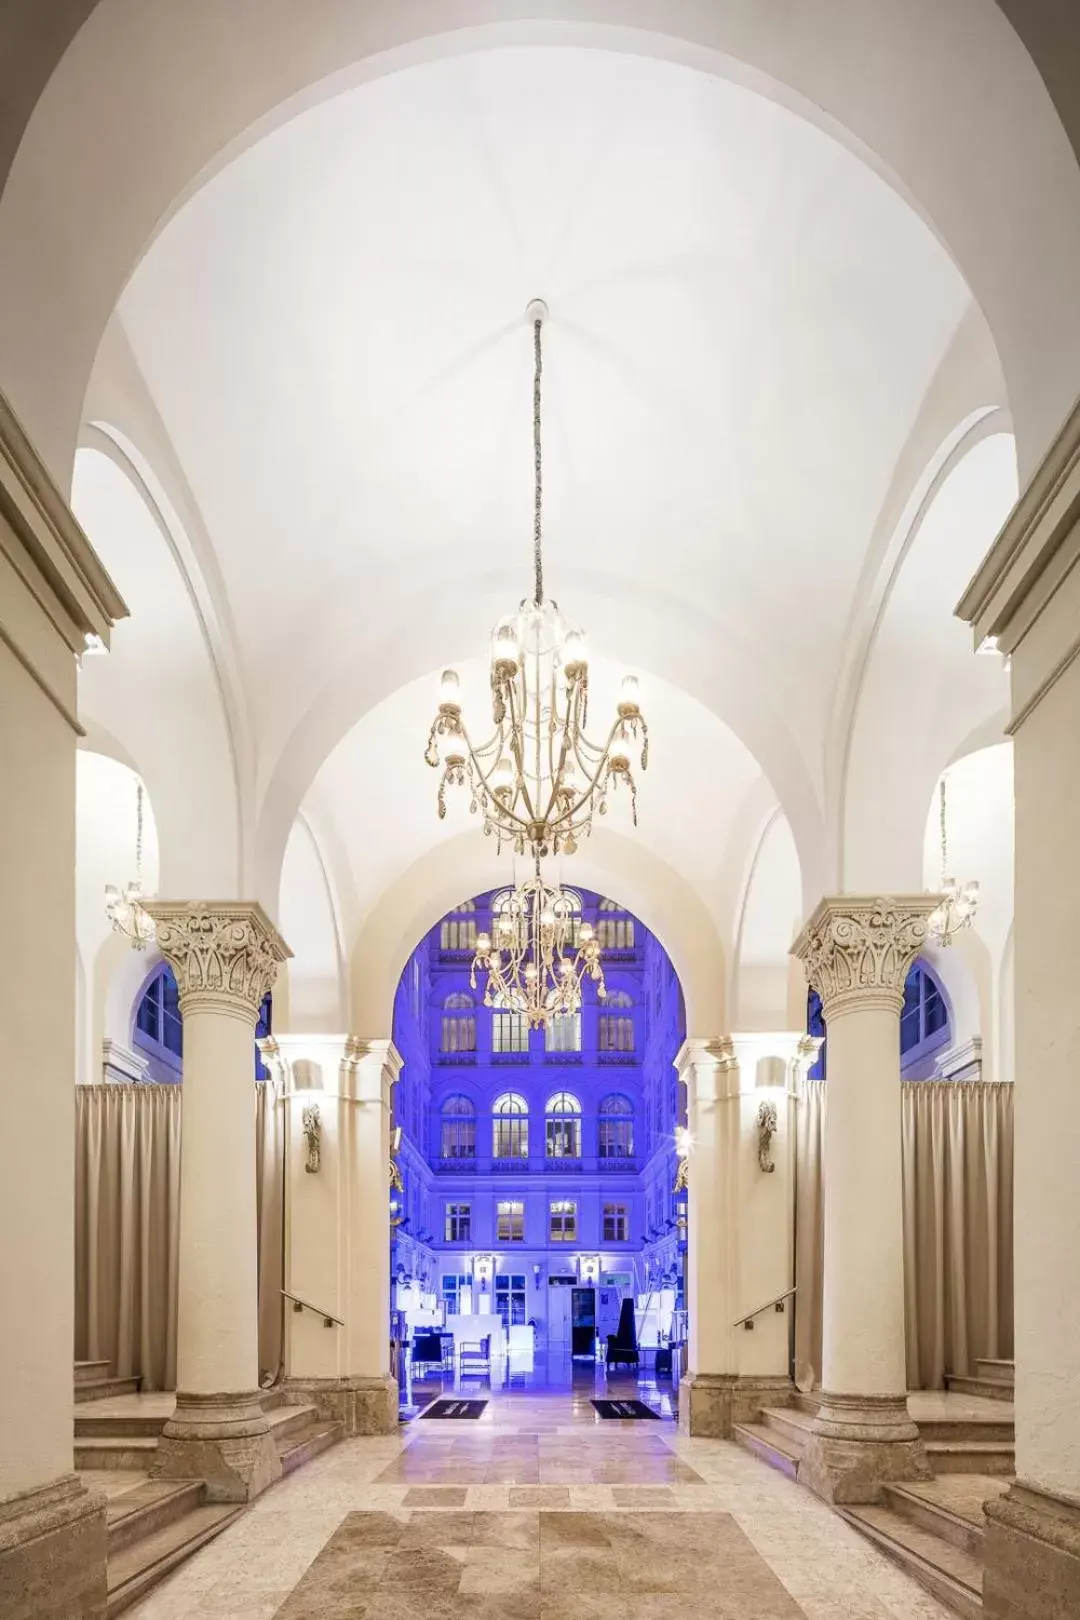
(438, 668, 461, 707)
(619, 674, 640, 708)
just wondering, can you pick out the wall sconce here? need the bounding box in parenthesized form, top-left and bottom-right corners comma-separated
(472, 1253, 494, 1287)
(301, 1103, 322, 1174)
(578, 1255, 600, 1285)
(673, 1125, 692, 1193)
(756, 1098, 778, 1174)
(532, 1263, 542, 1288)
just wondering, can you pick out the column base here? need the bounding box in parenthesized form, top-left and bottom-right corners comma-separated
(0, 1473, 106, 1620)
(153, 1391, 281, 1502)
(284, 1375, 398, 1436)
(983, 1480, 1080, 1619)
(678, 1373, 792, 1438)
(797, 1391, 931, 1504)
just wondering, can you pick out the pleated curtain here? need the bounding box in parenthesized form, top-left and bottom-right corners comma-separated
(74, 1082, 285, 1390)
(794, 1079, 1014, 1392)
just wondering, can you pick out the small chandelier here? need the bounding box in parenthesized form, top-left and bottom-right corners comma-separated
(927, 775, 978, 946)
(471, 860, 605, 1027)
(425, 299, 647, 857)
(104, 781, 156, 950)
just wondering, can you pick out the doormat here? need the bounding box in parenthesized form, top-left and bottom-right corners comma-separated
(591, 1398, 663, 1420)
(420, 1398, 488, 1419)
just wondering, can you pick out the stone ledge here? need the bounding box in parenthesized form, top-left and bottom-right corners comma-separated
(284, 1375, 398, 1436)
(679, 1372, 794, 1439)
(0, 1472, 106, 1620)
(984, 1479, 1080, 1619)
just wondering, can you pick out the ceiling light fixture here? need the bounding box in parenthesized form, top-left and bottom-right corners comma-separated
(470, 859, 606, 1027)
(926, 775, 979, 946)
(425, 299, 648, 857)
(104, 780, 156, 950)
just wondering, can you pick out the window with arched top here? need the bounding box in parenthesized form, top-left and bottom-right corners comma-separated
(134, 964, 271, 1081)
(599, 989, 635, 1052)
(597, 899, 635, 950)
(598, 1093, 635, 1159)
(806, 960, 950, 1081)
(439, 901, 477, 952)
(492, 1092, 528, 1159)
(545, 1010, 581, 1053)
(545, 1091, 582, 1159)
(441, 991, 476, 1053)
(439, 1094, 476, 1160)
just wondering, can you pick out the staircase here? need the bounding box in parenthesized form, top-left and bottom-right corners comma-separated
(74, 1371, 344, 1615)
(75, 1359, 140, 1404)
(732, 1363, 1016, 1618)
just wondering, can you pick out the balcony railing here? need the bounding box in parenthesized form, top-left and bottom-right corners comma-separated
(544, 1051, 584, 1064)
(491, 1051, 530, 1064)
(437, 1051, 477, 1065)
(598, 1155, 639, 1172)
(433, 1156, 477, 1173)
(543, 1156, 583, 1171)
(598, 1051, 638, 1066)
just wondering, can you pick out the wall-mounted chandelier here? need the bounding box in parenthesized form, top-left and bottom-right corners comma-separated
(104, 780, 156, 950)
(927, 775, 979, 946)
(471, 860, 605, 1027)
(425, 299, 648, 857)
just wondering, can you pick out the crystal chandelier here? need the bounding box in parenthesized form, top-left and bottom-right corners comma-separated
(104, 781, 156, 950)
(425, 299, 647, 857)
(927, 775, 979, 946)
(471, 859, 606, 1027)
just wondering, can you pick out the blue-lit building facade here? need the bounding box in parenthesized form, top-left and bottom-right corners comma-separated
(389, 888, 687, 1340)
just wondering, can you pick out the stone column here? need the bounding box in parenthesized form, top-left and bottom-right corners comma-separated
(261, 1034, 401, 1435)
(0, 390, 124, 1619)
(145, 901, 290, 1502)
(958, 398, 1080, 1617)
(792, 896, 936, 1504)
(677, 1038, 739, 1436)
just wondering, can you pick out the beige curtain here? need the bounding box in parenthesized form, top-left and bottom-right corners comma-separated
(794, 1080, 826, 1390)
(794, 1079, 1014, 1392)
(74, 1081, 286, 1390)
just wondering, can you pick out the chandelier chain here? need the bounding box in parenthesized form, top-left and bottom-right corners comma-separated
(136, 781, 144, 885)
(533, 315, 543, 608)
(939, 776, 947, 878)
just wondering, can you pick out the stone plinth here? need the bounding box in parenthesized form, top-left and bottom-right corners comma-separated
(679, 1372, 794, 1439)
(797, 1392, 929, 1505)
(284, 1375, 398, 1436)
(0, 1475, 106, 1620)
(154, 1392, 280, 1503)
(983, 1482, 1080, 1620)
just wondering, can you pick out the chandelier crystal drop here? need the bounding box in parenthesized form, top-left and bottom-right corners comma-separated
(470, 860, 606, 1028)
(926, 775, 979, 946)
(104, 781, 156, 950)
(425, 299, 648, 857)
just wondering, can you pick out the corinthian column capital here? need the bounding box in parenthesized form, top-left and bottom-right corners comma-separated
(144, 901, 291, 1023)
(792, 895, 939, 1020)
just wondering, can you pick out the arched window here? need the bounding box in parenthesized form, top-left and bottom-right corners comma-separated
(806, 988, 826, 1079)
(545, 1010, 581, 1053)
(493, 1092, 528, 1159)
(134, 965, 272, 1080)
(900, 961, 951, 1073)
(440, 1095, 476, 1160)
(440, 900, 477, 952)
(598, 1094, 634, 1159)
(597, 898, 635, 951)
(441, 991, 476, 1053)
(545, 1091, 582, 1159)
(599, 990, 634, 1052)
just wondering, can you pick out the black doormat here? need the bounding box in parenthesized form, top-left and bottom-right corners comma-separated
(420, 1398, 488, 1420)
(591, 1398, 663, 1420)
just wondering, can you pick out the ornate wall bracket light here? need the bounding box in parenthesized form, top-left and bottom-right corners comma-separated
(301, 1103, 322, 1174)
(389, 1124, 405, 1226)
(756, 1099, 778, 1174)
(672, 1125, 692, 1194)
(425, 300, 647, 857)
(104, 780, 156, 949)
(926, 775, 979, 946)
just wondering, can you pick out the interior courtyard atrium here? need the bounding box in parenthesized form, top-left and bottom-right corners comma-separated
(3, 4, 1080, 1619)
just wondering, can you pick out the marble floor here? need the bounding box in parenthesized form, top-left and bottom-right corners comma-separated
(124, 1385, 956, 1620)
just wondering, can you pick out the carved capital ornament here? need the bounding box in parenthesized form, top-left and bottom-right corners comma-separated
(144, 901, 291, 1022)
(792, 896, 940, 1019)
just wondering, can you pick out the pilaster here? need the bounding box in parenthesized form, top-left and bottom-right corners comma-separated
(791, 896, 937, 1504)
(147, 902, 291, 1501)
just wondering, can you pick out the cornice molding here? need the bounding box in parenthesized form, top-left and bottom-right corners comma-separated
(957, 391, 1080, 651)
(0, 385, 127, 650)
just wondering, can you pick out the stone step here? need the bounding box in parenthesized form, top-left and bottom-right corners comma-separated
(732, 1421, 800, 1481)
(75, 1436, 159, 1472)
(75, 1376, 142, 1405)
(758, 1404, 813, 1453)
(841, 1503, 983, 1620)
(75, 1408, 169, 1439)
(925, 1439, 1015, 1476)
(260, 1386, 291, 1412)
(886, 1481, 986, 1559)
(276, 1417, 344, 1475)
(975, 1359, 1014, 1384)
(945, 1375, 1015, 1404)
(75, 1360, 112, 1386)
(792, 1390, 821, 1416)
(106, 1480, 206, 1557)
(916, 1416, 1014, 1445)
(265, 1401, 320, 1443)
(106, 1501, 243, 1618)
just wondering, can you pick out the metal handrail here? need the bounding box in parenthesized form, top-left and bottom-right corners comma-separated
(282, 1288, 343, 1328)
(734, 1285, 796, 1330)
